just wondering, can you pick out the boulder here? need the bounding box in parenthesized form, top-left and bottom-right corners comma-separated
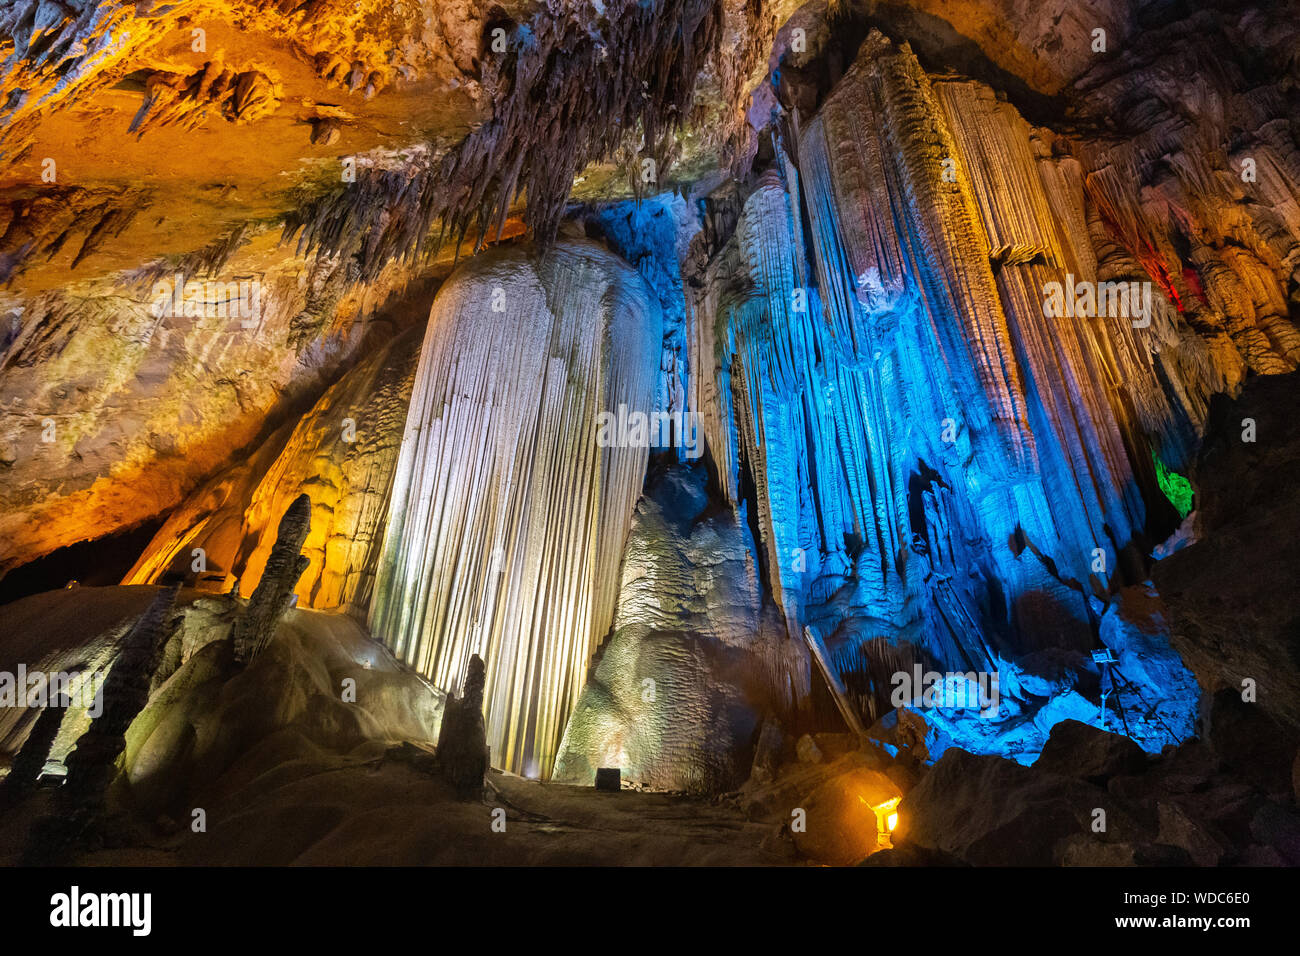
(1206, 688, 1297, 795)
(1034, 719, 1149, 784)
(895, 748, 1149, 866)
(789, 766, 900, 866)
(796, 734, 824, 764)
(1155, 801, 1226, 866)
(1249, 802, 1300, 866)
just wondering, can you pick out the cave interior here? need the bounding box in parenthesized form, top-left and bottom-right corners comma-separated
(0, 0, 1298, 869)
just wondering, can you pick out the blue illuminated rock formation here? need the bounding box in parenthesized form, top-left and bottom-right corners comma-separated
(676, 33, 1207, 764)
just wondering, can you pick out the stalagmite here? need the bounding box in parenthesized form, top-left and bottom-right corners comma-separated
(27, 583, 183, 863)
(369, 241, 663, 778)
(61, 584, 180, 805)
(0, 689, 70, 807)
(232, 494, 311, 664)
(435, 653, 488, 800)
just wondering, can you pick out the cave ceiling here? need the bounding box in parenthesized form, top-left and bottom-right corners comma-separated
(0, 0, 1215, 291)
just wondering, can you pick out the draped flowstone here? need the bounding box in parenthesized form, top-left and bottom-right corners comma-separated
(369, 242, 663, 778)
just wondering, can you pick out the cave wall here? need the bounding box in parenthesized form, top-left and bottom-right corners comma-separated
(0, 236, 416, 580)
(121, 321, 422, 611)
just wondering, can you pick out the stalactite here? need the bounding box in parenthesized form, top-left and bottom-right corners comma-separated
(933, 83, 1064, 267)
(687, 31, 1209, 757)
(127, 223, 253, 288)
(0, 186, 150, 282)
(128, 64, 281, 138)
(369, 241, 662, 778)
(0, 1, 451, 162)
(282, 0, 759, 279)
(1069, 15, 1300, 383)
(799, 33, 1038, 482)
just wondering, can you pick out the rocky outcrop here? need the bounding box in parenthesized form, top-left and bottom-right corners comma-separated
(1032, 719, 1148, 784)
(1154, 372, 1300, 745)
(891, 714, 1300, 866)
(0, 582, 443, 841)
(0, 239, 417, 579)
(123, 321, 422, 611)
(553, 462, 802, 793)
(120, 600, 442, 820)
(736, 742, 904, 865)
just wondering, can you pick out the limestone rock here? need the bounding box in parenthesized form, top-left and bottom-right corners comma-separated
(124, 322, 422, 612)
(1057, 838, 1192, 867)
(62, 583, 180, 805)
(1033, 719, 1149, 785)
(552, 461, 802, 793)
(789, 766, 901, 866)
(895, 748, 1145, 866)
(1154, 373, 1300, 742)
(0, 245, 416, 580)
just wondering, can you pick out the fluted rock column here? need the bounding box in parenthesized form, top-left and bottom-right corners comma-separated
(369, 242, 663, 778)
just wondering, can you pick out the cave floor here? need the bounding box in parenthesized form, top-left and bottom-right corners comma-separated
(1, 762, 794, 867)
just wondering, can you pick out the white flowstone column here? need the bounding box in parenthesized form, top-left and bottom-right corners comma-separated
(369, 241, 663, 778)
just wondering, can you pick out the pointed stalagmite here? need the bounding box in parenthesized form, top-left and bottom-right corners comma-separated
(435, 654, 489, 800)
(232, 493, 312, 663)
